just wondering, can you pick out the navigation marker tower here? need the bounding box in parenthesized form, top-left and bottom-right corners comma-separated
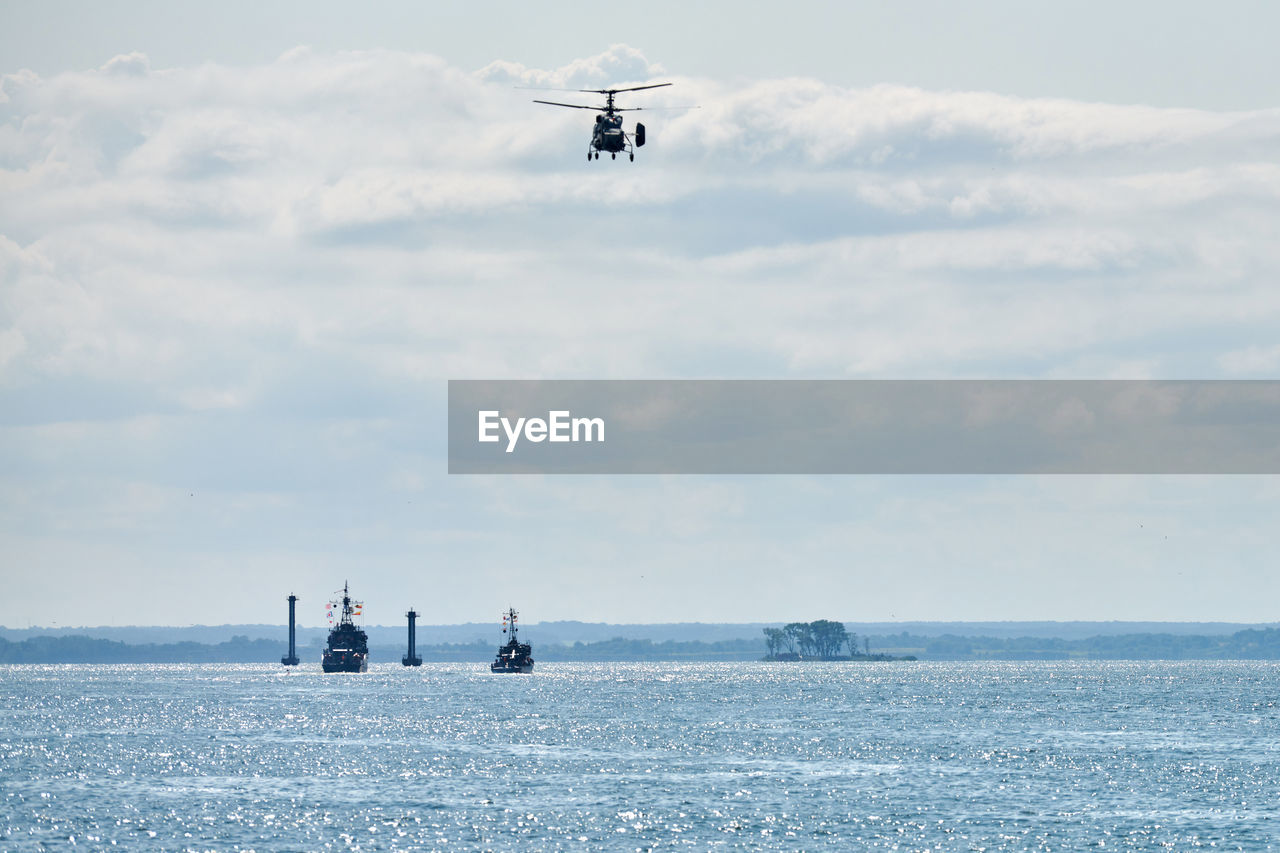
(281, 593, 300, 666)
(403, 608, 422, 666)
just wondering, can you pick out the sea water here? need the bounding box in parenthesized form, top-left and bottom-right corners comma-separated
(1, 662, 1277, 850)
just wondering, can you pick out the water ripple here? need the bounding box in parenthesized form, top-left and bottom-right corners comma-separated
(0, 661, 1277, 849)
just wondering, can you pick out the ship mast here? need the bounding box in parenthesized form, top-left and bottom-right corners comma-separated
(333, 581, 361, 627)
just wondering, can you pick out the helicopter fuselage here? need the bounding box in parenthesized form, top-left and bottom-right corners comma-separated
(592, 114, 627, 153)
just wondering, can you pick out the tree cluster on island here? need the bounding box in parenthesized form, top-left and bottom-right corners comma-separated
(762, 620, 909, 661)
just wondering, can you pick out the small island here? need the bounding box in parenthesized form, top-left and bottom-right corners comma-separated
(763, 620, 916, 662)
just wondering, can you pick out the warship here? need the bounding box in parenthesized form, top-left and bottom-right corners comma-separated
(490, 607, 534, 673)
(322, 582, 368, 673)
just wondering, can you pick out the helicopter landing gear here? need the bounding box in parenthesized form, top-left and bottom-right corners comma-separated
(611, 152, 616, 160)
(587, 151, 592, 161)
(629, 153, 634, 161)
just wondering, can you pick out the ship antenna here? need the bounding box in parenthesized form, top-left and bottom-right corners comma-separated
(339, 581, 354, 625)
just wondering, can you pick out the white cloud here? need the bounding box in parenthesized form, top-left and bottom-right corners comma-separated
(98, 51, 151, 78)
(1219, 344, 1280, 375)
(2, 46, 1279, 624)
(478, 44, 663, 89)
(1, 43, 1276, 393)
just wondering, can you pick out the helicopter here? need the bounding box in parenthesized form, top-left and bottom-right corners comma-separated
(531, 83, 677, 162)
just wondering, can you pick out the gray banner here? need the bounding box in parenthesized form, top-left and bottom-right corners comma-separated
(447, 380, 1280, 474)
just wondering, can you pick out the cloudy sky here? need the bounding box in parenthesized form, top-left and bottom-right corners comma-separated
(3, 2, 1279, 628)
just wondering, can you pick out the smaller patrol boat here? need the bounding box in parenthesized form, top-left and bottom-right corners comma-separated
(322, 582, 368, 673)
(490, 607, 534, 673)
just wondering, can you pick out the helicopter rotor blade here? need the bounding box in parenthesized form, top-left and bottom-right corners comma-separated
(518, 83, 672, 94)
(532, 100, 606, 110)
(579, 82, 673, 95)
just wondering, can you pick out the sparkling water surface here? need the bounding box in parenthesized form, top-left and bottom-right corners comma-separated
(2, 662, 1278, 850)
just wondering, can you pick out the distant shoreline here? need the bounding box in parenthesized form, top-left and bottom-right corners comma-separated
(764, 653, 917, 662)
(5, 620, 1275, 645)
(5, 626, 1280, 664)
